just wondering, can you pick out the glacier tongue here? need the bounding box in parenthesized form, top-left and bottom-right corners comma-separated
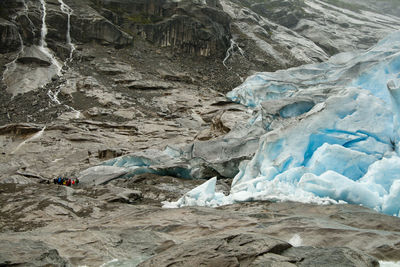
(227, 31, 400, 108)
(166, 31, 400, 216)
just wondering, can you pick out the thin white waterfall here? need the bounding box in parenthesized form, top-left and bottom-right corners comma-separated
(22, 0, 36, 31)
(11, 126, 46, 154)
(3, 0, 80, 119)
(22, 0, 29, 12)
(222, 39, 244, 70)
(58, 0, 76, 61)
(46, 0, 80, 118)
(39, 0, 62, 75)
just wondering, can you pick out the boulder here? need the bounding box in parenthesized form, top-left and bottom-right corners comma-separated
(17, 45, 52, 66)
(100, 186, 143, 203)
(127, 80, 174, 90)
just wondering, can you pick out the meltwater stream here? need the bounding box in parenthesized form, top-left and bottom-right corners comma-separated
(222, 39, 244, 70)
(5, 1, 78, 153)
(222, 39, 245, 81)
(2, 0, 64, 97)
(40, 0, 80, 118)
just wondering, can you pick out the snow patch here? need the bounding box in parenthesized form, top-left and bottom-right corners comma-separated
(288, 234, 302, 247)
(380, 261, 400, 267)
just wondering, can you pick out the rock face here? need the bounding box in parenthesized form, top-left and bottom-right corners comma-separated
(0, 18, 21, 53)
(1, 0, 398, 99)
(237, 0, 400, 55)
(219, 0, 400, 72)
(67, 2, 133, 47)
(94, 0, 231, 56)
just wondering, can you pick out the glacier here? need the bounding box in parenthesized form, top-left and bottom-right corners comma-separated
(165, 31, 400, 216)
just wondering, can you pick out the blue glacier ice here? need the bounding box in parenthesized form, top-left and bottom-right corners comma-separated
(165, 31, 400, 216)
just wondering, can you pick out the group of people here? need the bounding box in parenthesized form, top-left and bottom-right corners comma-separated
(53, 177, 79, 186)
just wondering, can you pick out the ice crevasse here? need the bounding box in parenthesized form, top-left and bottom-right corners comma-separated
(164, 31, 400, 216)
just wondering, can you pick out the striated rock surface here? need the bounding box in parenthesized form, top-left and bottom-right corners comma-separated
(229, 0, 400, 56)
(0, 180, 399, 266)
(0, 18, 21, 53)
(139, 233, 378, 267)
(93, 0, 231, 56)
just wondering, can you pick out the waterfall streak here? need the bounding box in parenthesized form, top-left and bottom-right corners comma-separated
(11, 126, 46, 154)
(58, 0, 76, 61)
(39, 0, 62, 75)
(223, 39, 244, 70)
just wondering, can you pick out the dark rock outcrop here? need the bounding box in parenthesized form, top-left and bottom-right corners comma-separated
(92, 0, 231, 56)
(0, 19, 21, 53)
(0, 0, 133, 51)
(72, 16, 133, 47)
(250, 0, 306, 28)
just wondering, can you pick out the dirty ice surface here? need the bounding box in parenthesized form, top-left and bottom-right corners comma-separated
(165, 31, 400, 216)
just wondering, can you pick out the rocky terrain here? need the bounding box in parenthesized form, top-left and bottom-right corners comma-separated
(1, 0, 400, 266)
(1, 179, 400, 266)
